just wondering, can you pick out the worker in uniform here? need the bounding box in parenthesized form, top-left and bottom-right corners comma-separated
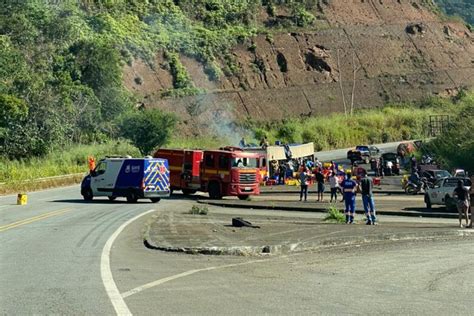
(341, 172, 358, 224)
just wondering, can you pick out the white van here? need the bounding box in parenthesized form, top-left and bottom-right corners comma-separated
(80, 157, 170, 203)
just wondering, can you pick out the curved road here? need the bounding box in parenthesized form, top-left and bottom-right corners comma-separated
(0, 186, 155, 314)
(1, 184, 473, 315)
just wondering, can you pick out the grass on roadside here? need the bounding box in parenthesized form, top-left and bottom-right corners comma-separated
(245, 94, 469, 151)
(0, 140, 140, 184)
(188, 205, 209, 215)
(0, 174, 84, 196)
(324, 204, 345, 223)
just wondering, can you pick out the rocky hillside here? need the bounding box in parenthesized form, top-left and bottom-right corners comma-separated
(124, 1, 473, 136)
(1, 1, 472, 158)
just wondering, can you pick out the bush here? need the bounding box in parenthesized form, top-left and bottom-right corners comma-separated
(426, 103, 474, 173)
(277, 122, 298, 143)
(119, 108, 177, 155)
(292, 6, 315, 27)
(189, 205, 209, 215)
(324, 204, 345, 223)
(166, 52, 193, 90)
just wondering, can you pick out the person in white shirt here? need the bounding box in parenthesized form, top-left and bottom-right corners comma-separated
(386, 160, 393, 176)
(329, 172, 339, 203)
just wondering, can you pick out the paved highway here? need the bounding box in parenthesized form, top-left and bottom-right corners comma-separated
(3, 140, 467, 315)
(1, 184, 472, 315)
(0, 186, 156, 314)
(315, 140, 403, 163)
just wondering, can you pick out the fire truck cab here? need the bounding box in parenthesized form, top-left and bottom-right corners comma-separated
(154, 148, 260, 200)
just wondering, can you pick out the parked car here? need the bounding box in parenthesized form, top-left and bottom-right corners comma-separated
(347, 145, 381, 164)
(421, 169, 451, 185)
(381, 152, 400, 175)
(424, 177, 472, 209)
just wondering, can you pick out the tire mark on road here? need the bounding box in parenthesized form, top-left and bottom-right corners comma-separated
(427, 263, 471, 292)
(76, 210, 115, 248)
(92, 212, 137, 248)
(76, 211, 134, 248)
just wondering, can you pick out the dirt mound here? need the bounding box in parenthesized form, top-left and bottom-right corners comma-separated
(123, 0, 473, 135)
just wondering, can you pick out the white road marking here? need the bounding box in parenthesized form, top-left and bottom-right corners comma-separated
(121, 258, 272, 299)
(101, 208, 157, 316)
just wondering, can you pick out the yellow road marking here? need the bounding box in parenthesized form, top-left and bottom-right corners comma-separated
(0, 208, 71, 232)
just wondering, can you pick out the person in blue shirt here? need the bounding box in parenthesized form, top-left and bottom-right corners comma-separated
(341, 172, 358, 224)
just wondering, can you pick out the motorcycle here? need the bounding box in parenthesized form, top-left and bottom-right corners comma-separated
(404, 177, 430, 195)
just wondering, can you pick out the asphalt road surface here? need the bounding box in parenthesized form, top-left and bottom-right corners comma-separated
(1, 184, 472, 315)
(315, 140, 402, 164)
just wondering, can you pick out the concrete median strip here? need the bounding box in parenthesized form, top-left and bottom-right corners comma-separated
(144, 212, 473, 257)
(197, 199, 458, 219)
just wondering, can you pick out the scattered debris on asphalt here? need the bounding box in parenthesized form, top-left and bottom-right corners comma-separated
(232, 217, 260, 229)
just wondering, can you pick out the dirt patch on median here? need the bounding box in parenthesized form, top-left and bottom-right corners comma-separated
(144, 211, 473, 256)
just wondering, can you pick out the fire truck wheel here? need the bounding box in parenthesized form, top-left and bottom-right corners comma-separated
(238, 195, 250, 201)
(208, 182, 222, 199)
(182, 189, 196, 195)
(108, 196, 116, 201)
(150, 198, 161, 203)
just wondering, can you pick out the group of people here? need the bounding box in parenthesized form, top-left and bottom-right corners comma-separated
(298, 165, 377, 225)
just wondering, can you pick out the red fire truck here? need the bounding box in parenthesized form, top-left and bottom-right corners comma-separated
(154, 147, 261, 199)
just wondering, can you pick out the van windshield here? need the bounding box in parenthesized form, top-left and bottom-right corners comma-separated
(232, 157, 258, 168)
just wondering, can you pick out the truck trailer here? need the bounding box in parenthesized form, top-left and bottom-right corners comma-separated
(154, 147, 261, 199)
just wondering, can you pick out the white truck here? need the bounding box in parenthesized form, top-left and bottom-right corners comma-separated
(424, 177, 472, 209)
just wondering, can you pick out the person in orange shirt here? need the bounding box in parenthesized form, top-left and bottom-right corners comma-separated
(88, 156, 96, 172)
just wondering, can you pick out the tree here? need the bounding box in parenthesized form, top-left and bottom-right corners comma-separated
(427, 103, 474, 173)
(119, 108, 177, 155)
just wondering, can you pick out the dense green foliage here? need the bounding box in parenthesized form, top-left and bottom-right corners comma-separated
(0, 140, 140, 183)
(0, 0, 322, 160)
(119, 108, 177, 155)
(435, 0, 474, 25)
(426, 95, 474, 173)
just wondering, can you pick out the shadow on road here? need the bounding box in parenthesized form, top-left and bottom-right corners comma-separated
(403, 206, 453, 213)
(52, 194, 204, 204)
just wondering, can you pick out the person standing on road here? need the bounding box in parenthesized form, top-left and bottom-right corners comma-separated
(278, 163, 287, 185)
(468, 175, 474, 228)
(314, 157, 322, 169)
(329, 172, 339, 203)
(341, 173, 358, 224)
(360, 173, 377, 225)
(315, 168, 325, 202)
(299, 166, 310, 202)
(453, 179, 470, 228)
(386, 160, 393, 176)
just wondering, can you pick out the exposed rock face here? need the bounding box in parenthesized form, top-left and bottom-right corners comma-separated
(123, 0, 473, 135)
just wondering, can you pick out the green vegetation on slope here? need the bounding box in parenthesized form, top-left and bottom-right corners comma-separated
(246, 93, 473, 152)
(1, 93, 472, 185)
(435, 0, 474, 25)
(0, 1, 320, 160)
(426, 93, 474, 173)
